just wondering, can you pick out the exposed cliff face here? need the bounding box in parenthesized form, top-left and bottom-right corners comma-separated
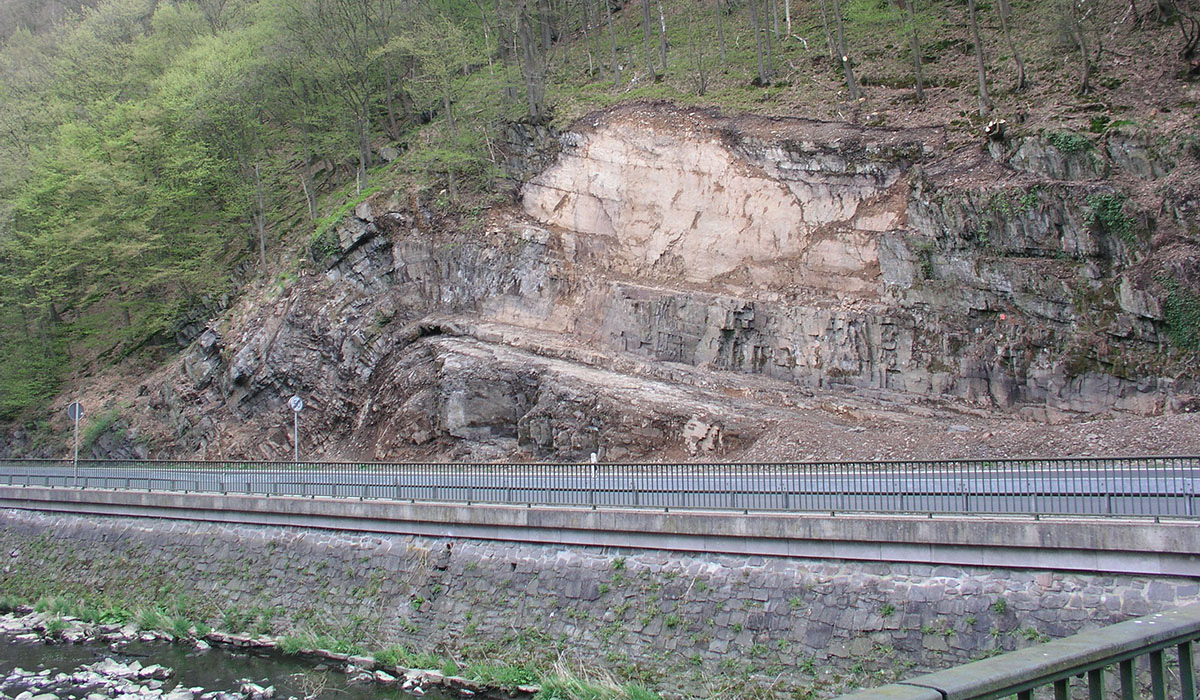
(136, 103, 1197, 461)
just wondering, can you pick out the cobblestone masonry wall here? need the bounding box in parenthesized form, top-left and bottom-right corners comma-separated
(2, 509, 1197, 693)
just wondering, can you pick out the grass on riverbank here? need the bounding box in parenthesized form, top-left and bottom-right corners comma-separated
(2, 594, 666, 700)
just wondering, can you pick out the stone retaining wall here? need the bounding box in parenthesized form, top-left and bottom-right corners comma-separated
(2, 509, 1196, 696)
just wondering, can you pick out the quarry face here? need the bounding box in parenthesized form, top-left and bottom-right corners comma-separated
(146, 104, 1197, 462)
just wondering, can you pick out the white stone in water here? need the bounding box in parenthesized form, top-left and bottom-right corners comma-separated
(161, 689, 196, 700)
(193, 640, 210, 652)
(374, 671, 397, 684)
(137, 665, 173, 681)
(31, 693, 59, 700)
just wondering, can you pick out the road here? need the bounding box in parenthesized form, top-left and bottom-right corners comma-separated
(0, 459, 1196, 518)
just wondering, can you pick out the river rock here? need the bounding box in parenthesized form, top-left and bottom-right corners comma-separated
(237, 681, 274, 700)
(137, 665, 173, 681)
(374, 671, 397, 684)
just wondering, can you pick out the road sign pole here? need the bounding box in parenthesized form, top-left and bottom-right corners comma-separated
(288, 395, 304, 464)
(67, 401, 84, 486)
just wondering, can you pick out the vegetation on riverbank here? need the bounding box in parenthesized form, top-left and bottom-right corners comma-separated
(0, 593, 669, 700)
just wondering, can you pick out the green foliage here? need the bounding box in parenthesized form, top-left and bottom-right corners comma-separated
(1159, 276, 1200, 352)
(0, 0, 1187, 418)
(44, 616, 69, 638)
(1047, 131, 1092, 154)
(313, 185, 382, 244)
(136, 606, 170, 631)
(1084, 192, 1135, 245)
(990, 598, 1008, 615)
(880, 603, 896, 617)
(81, 407, 122, 451)
(467, 662, 540, 689)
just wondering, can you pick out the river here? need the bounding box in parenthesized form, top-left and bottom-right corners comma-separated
(0, 633, 459, 700)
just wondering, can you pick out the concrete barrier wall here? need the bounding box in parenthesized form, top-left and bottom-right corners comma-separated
(1, 486, 1197, 576)
(1, 488, 1198, 696)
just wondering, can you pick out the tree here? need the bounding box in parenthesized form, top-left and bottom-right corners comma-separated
(641, 0, 657, 79)
(1058, 0, 1097, 94)
(830, 0, 859, 99)
(682, 0, 714, 93)
(518, 0, 551, 120)
(967, 0, 992, 116)
(715, 0, 728, 64)
(387, 12, 488, 198)
(750, 0, 768, 84)
(895, 0, 924, 100)
(996, 0, 1026, 91)
(284, 0, 392, 191)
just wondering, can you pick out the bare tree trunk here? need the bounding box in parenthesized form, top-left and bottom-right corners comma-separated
(764, 0, 774, 79)
(538, 0, 554, 54)
(254, 160, 267, 270)
(996, 0, 1026, 90)
(299, 125, 317, 221)
(356, 112, 372, 192)
(443, 93, 458, 200)
(519, 0, 548, 121)
(1061, 0, 1094, 94)
(582, 0, 597, 76)
(897, 0, 924, 101)
(750, 0, 767, 84)
(967, 0, 992, 116)
(830, 0, 859, 98)
(641, 0, 657, 78)
(657, 0, 668, 70)
(605, 0, 619, 81)
(785, 0, 792, 35)
(818, 0, 837, 62)
(592, 0, 607, 77)
(716, 0, 728, 63)
(382, 65, 399, 138)
(1073, 18, 1093, 93)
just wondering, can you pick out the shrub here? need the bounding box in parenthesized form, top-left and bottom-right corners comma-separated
(1084, 193, 1135, 245)
(1047, 131, 1092, 154)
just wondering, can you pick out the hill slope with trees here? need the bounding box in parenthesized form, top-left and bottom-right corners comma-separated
(1, 0, 1197, 453)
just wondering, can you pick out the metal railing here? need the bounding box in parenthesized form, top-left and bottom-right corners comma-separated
(0, 456, 1196, 518)
(833, 604, 1200, 700)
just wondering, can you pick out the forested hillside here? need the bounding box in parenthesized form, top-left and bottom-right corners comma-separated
(1, 0, 1197, 425)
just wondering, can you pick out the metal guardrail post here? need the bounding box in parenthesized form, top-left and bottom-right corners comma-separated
(1150, 649, 1167, 700)
(1181, 641, 1196, 700)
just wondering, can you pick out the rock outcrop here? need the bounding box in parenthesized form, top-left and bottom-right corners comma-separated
(144, 103, 1195, 461)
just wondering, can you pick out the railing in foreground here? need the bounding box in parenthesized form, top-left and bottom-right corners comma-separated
(833, 604, 1200, 700)
(0, 456, 1197, 518)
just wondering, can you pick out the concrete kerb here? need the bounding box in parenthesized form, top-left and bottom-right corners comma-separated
(0, 486, 1198, 576)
